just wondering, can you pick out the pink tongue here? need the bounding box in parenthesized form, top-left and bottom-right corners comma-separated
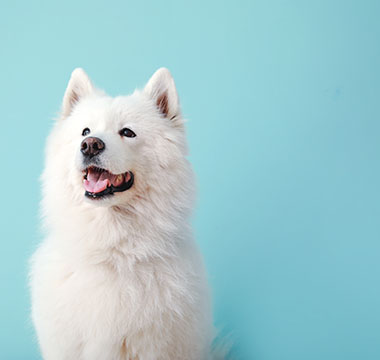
(83, 169, 127, 194)
(83, 170, 111, 194)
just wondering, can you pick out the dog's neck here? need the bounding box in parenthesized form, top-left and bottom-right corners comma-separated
(43, 183, 193, 264)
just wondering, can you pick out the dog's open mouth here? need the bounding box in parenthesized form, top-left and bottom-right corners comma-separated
(83, 166, 134, 199)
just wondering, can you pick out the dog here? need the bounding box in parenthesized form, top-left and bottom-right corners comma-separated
(29, 68, 218, 359)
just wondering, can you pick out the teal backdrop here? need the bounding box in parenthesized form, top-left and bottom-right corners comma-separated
(1, 1, 380, 359)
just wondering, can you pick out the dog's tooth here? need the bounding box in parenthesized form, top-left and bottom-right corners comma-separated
(111, 174, 124, 187)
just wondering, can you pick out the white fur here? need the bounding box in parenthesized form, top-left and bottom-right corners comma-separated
(29, 68, 216, 360)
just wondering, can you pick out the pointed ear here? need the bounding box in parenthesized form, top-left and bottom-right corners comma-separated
(144, 68, 180, 120)
(62, 68, 94, 118)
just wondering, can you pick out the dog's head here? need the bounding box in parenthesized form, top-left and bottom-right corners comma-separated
(44, 68, 191, 209)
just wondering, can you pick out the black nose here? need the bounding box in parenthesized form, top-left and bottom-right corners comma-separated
(81, 137, 105, 157)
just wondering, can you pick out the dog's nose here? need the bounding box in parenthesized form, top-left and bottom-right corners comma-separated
(81, 137, 105, 157)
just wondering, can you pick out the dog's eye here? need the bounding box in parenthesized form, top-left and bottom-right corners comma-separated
(119, 128, 136, 138)
(82, 128, 90, 136)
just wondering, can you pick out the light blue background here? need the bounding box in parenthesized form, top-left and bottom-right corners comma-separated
(1, 1, 380, 359)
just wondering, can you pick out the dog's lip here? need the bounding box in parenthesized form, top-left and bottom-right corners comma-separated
(82, 166, 134, 199)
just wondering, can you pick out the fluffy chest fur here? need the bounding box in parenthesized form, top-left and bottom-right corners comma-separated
(31, 204, 211, 359)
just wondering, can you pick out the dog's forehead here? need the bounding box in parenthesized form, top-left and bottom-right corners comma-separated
(109, 93, 153, 123)
(75, 92, 152, 128)
(74, 96, 112, 124)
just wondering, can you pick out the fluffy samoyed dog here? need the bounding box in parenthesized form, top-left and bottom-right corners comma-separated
(30, 68, 217, 360)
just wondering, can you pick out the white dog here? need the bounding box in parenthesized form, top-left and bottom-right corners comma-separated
(29, 68, 218, 360)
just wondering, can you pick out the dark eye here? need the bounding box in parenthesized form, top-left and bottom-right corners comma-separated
(119, 128, 136, 138)
(82, 128, 90, 136)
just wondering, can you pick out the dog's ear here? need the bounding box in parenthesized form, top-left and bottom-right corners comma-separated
(62, 68, 94, 118)
(144, 68, 181, 122)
